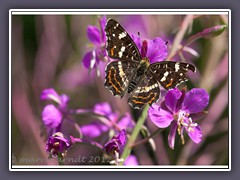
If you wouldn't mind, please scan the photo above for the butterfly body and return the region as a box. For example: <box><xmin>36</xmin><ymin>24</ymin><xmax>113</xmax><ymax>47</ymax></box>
<box><xmin>104</xmin><ymin>18</ymin><xmax>196</xmax><ymax>109</ymax></box>
<box><xmin>128</xmin><ymin>57</ymin><xmax>150</xmax><ymax>93</ymax></box>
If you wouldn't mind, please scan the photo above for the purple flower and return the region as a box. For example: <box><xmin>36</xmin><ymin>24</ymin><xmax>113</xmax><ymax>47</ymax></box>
<box><xmin>148</xmin><ymin>88</ymin><xmax>209</xmax><ymax>149</ymax></box>
<box><xmin>104</xmin><ymin>129</ymin><xmax>127</xmax><ymax>156</ymax></box>
<box><xmin>94</xmin><ymin>101</ymin><xmax>116</xmax><ymax>118</ymax></box>
<box><xmin>124</xmin><ymin>155</ymin><xmax>139</xmax><ymax>166</ymax></box>
<box><xmin>81</xmin><ymin>102</ymin><xmax>134</xmax><ymax>138</ymax></box>
<box><xmin>80</xmin><ymin>121</ymin><xmax>109</xmax><ymax>138</ymax></box>
<box><xmin>132</xmin><ymin>34</ymin><xmax>168</xmax><ymax>63</ymax></box>
<box><xmin>42</xmin><ymin>105</ymin><xmax>62</xmax><ymax>129</ymax></box>
<box><xmin>82</xmin><ymin>16</ymin><xmax>108</xmax><ymax>71</ymax></box>
<box><xmin>46</xmin><ymin>132</ymin><xmax>74</xmax><ymax>158</ymax></box>
<box><xmin>41</xmin><ymin>88</ymin><xmax>69</xmax><ymax>111</ymax></box>
<box><xmin>41</xmin><ymin>88</ymin><xmax>69</xmax><ymax>130</ymax></box>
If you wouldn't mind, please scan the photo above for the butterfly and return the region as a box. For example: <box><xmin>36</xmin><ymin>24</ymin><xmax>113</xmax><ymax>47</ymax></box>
<box><xmin>104</xmin><ymin>18</ymin><xmax>196</xmax><ymax>109</ymax></box>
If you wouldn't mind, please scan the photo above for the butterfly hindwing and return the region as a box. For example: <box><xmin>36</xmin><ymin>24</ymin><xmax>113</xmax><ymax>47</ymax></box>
<box><xmin>149</xmin><ymin>61</ymin><xmax>196</xmax><ymax>90</ymax></box>
<box><xmin>105</xmin><ymin>18</ymin><xmax>141</xmax><ymax>62</ymax></box>
<box><xmin>104</xmin><ymin>60</ymin><xmax>137</xmax><ymax>98</ymax></box>
<box><xmin>128</xmin><ymin>72</ymin><xmax>160</xmax><ymax>109</ymax></box>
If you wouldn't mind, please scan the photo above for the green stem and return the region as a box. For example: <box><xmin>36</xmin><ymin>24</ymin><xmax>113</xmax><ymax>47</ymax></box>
<box><xmin>58</xmin><ymin>155</ymin><xmax>64</xmax><ymax>165</ymax></box>
<box><xmin>120</xmin><ymin>105</ymin><xmax>149</xmax><ymax>164</ymax></box>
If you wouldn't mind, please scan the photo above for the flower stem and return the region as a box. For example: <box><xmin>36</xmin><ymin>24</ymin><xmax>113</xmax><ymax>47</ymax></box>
<box><xmin>57</xmin><ymin>155</ymin><xmax>64</xmax><ymax>165</ymax></box>
<box><xmin>167</xmin><ymin>15</ymin><xmax>193</xmax><ymax>60</ymax></box>
<box><xmin>120</xmin><ymin>105</ymin><xmax>149</xmax><ymax>164</ymax></box>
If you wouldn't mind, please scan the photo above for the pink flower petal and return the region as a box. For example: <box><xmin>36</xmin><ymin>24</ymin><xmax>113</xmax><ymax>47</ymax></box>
<box><xmin>148</xmin><ymin>104</ymin><xmax>174</xmax><ymax>128</ymax></box>
<box><xmin>182</xmin><ymin>88</ymin><xmax>209</xmax><ymax>113</ymax></box>
<box><xmin>165</xmin><ymin>88</ymin><xmax>182</xmax><ymax>114</ymax></box>
<box><xmin>117</xmin><ymin>129</ymin><xmax>127</xmax><ymax>145</ymax></box>
<box><xmin>99</xmin><ymin>16</ymin><xmax>107</xmax><ymax>42</ymax></box>
<box><xmin>147</xmin><ymin>37</ymin><xmax>168</xmax><ymax>63</ymax></box>
<box><xmin>94</xmin><ymin>102</ymin><xmax>112</xmax><ymax>116</ymax></box>
<box><xmin>187</xmin><ymin>125</ymin><xmax>202</xmax><ymax>144</ymax></box>
<box><xmin>82</xmin><ymin>51</ymin><xmax>93</xmax><ymax>68</ymax></box>
<box><xmin>40</xmin><ymin>88</ymin><xmax>60</xmax><ymax>102</ymax></box>
<box><xmin>117</xmin><ymin>113</ymin><xmax>135</xmax><ymax>129</ymax></box>
<box><xmin>168</xmin><ymin>121</ymin><xmax>178</xmax><ymax>149</ymax></box>
<box><xmin>131</xmin><ymin>35</ymin><xmax>168</xmax><ymax>63</ymax></box>
<box><xmin>59</xmin><ymin>94</ymin><xmax>69</xmax><ymax>109</ymax></box>
<box><xmin>124</xmin><ymin>155</ymin><xmax>138</xmax><ymax>165</ymax></box>
<box><xmin>81</xmin><ymin>122</ymin><xmax>108</xmax><ymax>138</ymax></box>
<box><xmin>42</xmin><ymin>104</ymin><xmax>62</xmax><ymax>128</ymax></box>
<box><xmin>131</xmin><ymin>34</ymin><xmax>142</xmax><ymax>52</ymax></box>
<box><xmin>87</xmin><ymin>25</ymin><xmax>101</xmax><ymax>45</ymax></box>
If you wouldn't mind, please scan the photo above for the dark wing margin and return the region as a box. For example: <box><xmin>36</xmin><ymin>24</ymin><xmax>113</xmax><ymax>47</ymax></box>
<box><xmin>105</xmin><ymin>18</ymin><xmax>142</xmax><ymax>62</ymax></box>
<box><xmin>149</xmin><ymin>61</ymin><xmax>196</xmax><ymax>90</ymax></box>
<box><xmin>128</xmin><ymin>72</ymin><xmax>160</xmax><ymax>109</ymax></box>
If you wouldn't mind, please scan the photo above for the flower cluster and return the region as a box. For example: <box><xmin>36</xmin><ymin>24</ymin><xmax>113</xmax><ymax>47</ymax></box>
<box><xmin>46</xmin><ymin>132</ymin><xmax>74</xmax><ymax>158</ymax></box>
<box><xmin>82</xmin><ymin>16</ymin><xmax>109</xmax><ymax>75</ymax></box>
<box><xmin>40</xmin><ymin>89</ymin><xmax>135</xmax><ymax>163</ymax></box>
<box><xmin>81</xmin><ymin>102</ymin><xmax>134</xmax><ymax>138</ymax></box>
<box><xmin>41</xmin><ymin>88</ymin><xmax>69</xmax><ymax>132</ymax></box>
<box><xmin>103</xmin><ymin>129</ymin><xmax>126</xmax><ymax>164</ymax></box>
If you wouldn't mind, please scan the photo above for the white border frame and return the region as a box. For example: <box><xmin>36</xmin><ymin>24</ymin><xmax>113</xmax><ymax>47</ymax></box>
<box><xmin>9</xmin><ymin>9</ymin><xmax>231</xmax><ymax>171</ymax></box>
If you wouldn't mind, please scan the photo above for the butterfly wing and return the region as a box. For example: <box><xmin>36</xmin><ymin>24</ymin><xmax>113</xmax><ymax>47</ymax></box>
<box><xmin>105</xmin><ymin>60</ymin><xmax>137</xmax><ymax>98</ymax></box>
<box><xmin>149</xmin><ymin>61</ymin><xmax>196</xmax><ymax>90</ymax></box>
<box><xmin>105</xmin><ymin>18</ymin><xmax>141</xmax><ymax>62</ymax></box>
<box><xmin>128</xmin><ymin>72</ymin><xmax>160</xmax><ymax>109</ymax></box>
<box><xmin>105</xmin><ymin>18</ymin><xmax>196</xmax><ymax>109</ymax></box>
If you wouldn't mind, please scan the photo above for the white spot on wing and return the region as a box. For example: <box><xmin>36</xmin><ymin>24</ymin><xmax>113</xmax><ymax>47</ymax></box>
<box><xmin>119</xmin><ymin>32</ymin><xmax>127</xmax><ymax>39</ymax></box>
<box><xmin>134</xmin><ymin>83</ymin><xmax>159</xmax><ymax>93</ymax></box>
<box><xmin>175</xmin><ymin>62</ymin><xmax>180</xmax><ymax>72</ymax></box>
<box><xmin>164</xmin><ymin>71</ymin><xmax>169</xmax><ymax>77</ymax></box>
<box><xmin>114</xmin><ymin>23</ymin><xmax>119</xmax><ymax>29</ymax></box>
<box><xmin>118</xmin><ymin>51</ymin><xmax>123</xmax><ymax>58</ymax></box>
<box><xmin>121</xmin><ymin>46</ymin><xmax>125</xmax><ymax>52</ymax></box>
<box><xmin>118</xmin><ymin>61</ymin><xmax>128</xmax><ymax>88</ymax></box>
<box><xmin>160</xmin><ymin>76</ymin><xmax>166</xmax><ymax>82</ymax></box>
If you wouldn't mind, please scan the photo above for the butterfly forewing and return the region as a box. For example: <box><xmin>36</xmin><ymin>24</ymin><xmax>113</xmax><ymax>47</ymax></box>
<box><xmin>149</xmin><ymin>61</ymin><xmax>196</xmax><ymax>90</ymax></box>
<box><xmin>105</xmin><ymin>18</ymin><xmax>141</xmax><ymax>62</ymax></box>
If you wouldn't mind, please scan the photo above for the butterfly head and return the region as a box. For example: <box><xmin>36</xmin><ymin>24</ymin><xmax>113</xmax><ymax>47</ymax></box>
<box><xmin>140</xmin><ymin>57</ymin><xmax>150</xmax><ymax>68</ymax></box>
